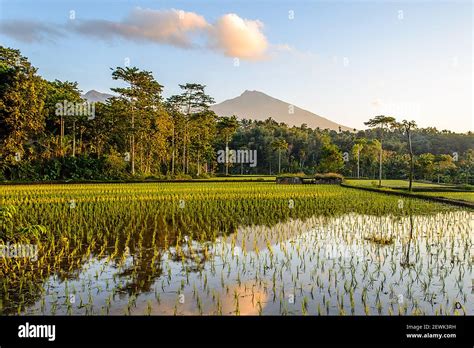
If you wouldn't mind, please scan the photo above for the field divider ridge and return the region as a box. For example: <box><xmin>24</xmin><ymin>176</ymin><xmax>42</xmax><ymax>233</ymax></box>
<box><xmin>340</xmin><ymin>183</ymin><xmax>474</xmax><ymax>209</ymax></box>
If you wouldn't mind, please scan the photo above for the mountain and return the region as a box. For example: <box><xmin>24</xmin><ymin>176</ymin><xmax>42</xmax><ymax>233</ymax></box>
<box><xmin>82</xmin><ymin>90</ymin><xmax>114</xmax><ymax>103</ymax></box>
<box><xmin>210</xmin><ymin>90</ymin><xmax>352</xmax><ymax>131</ymax></box>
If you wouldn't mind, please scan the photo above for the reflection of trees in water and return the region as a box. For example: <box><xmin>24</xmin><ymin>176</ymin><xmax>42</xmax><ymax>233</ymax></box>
<box><xmin>2</xmin><ymin>211</ymin><xmax>226</xmax><ymax>313</ymax></box>
<box><xmin>115</xmin><ymin>250</ymin><xmax>164</xmax><ymax>295</ymax></box>
<box><xmin>2</xmin><ymin>197</ymin><xmax>433</xmax><ymax>314</ymax></box>
<box><xmin>401</xmin><ymin>213</ymin><xmax>414</xmax><ymax>268</ymax></box>
<box><xmin>0</xmin><ymin>242</ymin><xmax>92</xmax><ymax>315</ymax></box>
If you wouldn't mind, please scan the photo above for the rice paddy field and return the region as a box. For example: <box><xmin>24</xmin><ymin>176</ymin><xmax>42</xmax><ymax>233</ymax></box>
<box><xmin>0</xmin><ymin>182</ymin><xmax>472</xmax><ymax>316</ymax></box>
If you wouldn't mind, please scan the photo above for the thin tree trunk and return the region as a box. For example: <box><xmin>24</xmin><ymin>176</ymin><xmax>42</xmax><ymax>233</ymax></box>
<box><xmin>225</xmin><ymin>137</ymin><xmax>229</xmax><ymax>175</ymax></box>
<box><xmin>72</xmin><ymin>120</ymin><xmax>76</xmax><ymax>157</ymax></box>
<box><xmin>79</xmin><ymin>128</ymin><xmax>84</xmax><ymax>155</ymax></box>
<box><xmin>131</xmin><ymin>113</ymin><xmax>135</xmax><ymax>175</ymax></box>
<box><xmin>171</xmin><ymin>126</ymin><xmax>175</xmax><ymax>175</ymax></box>
<box><xmin>357</xmin><ymin>148</ymin><xmax>360</xmax><ymax>179</ymax></box>
<box><xmin>186</xmin><ymin>147</ymin><xmax>189</xmax><ymax>174</ymax></box>
<box><xmin>379</xmin><ymin>138</ymin><xmax>383</xmax><ymax>187</ymax></box>
<box><xmin>437</xmin><ymin>165</ymin><xmax>440</xmax><ymax>184</ymax></box>
<box><xmin>60</xmin><ymin>116</ymin><xmax>64</xmax><ymax>156</ymax></box>
<box><xmin>278</xmin><ymin>150</ymin><xmax>281</xmax><ymax>173</ymax></box>
<box><xmin>402</xmin><ymin>213</ymin><xmax>414</xmax><ymax>266</ymax></box>
<box><xmin>408</xmin><ymin>131</ymin><xmax>414</xmax><ymax>192</ymax></box>
<box><xmin>182</xmin><ymin>123</ymin><xmax>186</xmax><ymax>173</ymax></box>
<box><xmin>139</xmin><ymin>143</ymin><xmax>143</xmax><ymax>173</ymax></box>
<box><xmin>130</xmin><ymin>86</ymin><xmax>135</xmax><ymax>175</ymax></box>
<box><xmin>197</xmin><ymin>148</ymin><xmax>200</xmax><ymax>176</ymax></box>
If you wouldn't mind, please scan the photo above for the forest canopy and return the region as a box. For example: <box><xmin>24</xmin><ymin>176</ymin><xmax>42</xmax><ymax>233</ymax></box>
<box><xmin>0</xmin><ymin>46</ymin><xmax>473</xmax><ymax>183</ymax></box>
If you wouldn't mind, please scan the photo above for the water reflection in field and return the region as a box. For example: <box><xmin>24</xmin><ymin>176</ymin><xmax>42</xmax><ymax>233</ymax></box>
<box><xmin>10</xmin><ymin>211</ymin><xmax>472</xmax><ymax>316</ymax></box>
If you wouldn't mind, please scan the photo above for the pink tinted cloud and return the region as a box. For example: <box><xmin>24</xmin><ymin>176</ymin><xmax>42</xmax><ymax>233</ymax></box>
<box><xmin>208</xmin><ymin>13</ymin><xmax>269</xmax><ymax>60</ymax></box>
<box><xmin>4</xmin><ymin>8</ymin><xmax>276</xmax><ymax>60</ymax></box>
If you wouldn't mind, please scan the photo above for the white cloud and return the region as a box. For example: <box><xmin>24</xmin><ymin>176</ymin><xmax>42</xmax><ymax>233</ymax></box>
<box><xmin>1</xmin><ymin>8</ymin><xmax>277</xmax><ymax>60</ymax></box>
<box><xmin>73</xmin><ymin>9</ymin><xmax>270</xmax><ymax>59</ymax></box>
<box><xmin>72</xmin><ymin>8</ymin><xmax>209</xmax><ymax>48</ymax></box>
<box><xmin>208</xmin><ymin>13</ymin><xmax>268</xmax><ymax>60</ymax></box>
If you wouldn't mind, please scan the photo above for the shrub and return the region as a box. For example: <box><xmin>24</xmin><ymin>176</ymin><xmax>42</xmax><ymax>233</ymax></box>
<box><xmin>173</xmin><ymin>173</ymin><xmax>193</xmax><ymax>180</ymax></box>
<box><xmin>277</xmin><ymin>172</ymin><xmax>307</xmax><ymax>178</ymax></box>
<box><xmin>195</xmin><ymin>172</ymin><xmax>212</xmax><ymax>179</ymax></box>
<box><xmin>104</xmin><ymin>150</ymin><xmax>128</xmax><ymax>179</ymax></box>
<box><xmin>1</xmin><ymin>155</ymin><xmax>127</xmax><ymax>181</ymax></box>
<box><xmin>314</xmin><ymin>172</ymin><xmax>343</xmax><ymax>180</ymax></box>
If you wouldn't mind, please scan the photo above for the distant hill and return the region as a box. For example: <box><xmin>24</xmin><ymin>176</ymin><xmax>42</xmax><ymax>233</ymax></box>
<box><xmin>210</xmin><ymin>90</ymin><xmax>352</xmax><ymax>131</ymax></box>
<box><xmin>82</xmin><ymin>90</ymin><xmax>114</xmax><ymax>103</ymax></box>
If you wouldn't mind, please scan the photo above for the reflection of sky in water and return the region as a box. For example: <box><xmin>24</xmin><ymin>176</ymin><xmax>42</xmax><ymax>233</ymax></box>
<box><xmin>19</xmin><ymin>211</ymin><xmax>473</xmax><ymax>315</ymax></box>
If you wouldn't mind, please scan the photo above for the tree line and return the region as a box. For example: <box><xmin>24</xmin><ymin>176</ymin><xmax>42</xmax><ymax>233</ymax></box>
<box><xmin>0</xmin><ymin>46</ymin><xmax>473</xmax><ymax>184</ymax></box>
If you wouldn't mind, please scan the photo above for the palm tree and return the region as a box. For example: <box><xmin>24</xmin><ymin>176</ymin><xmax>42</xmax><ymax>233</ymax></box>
<box><xmin>364</xmin><ymin>115</ymin><xmax>395</xmax><ymax>187</ymax></box>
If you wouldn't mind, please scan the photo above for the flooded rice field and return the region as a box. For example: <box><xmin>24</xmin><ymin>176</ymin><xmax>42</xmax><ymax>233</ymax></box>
<box><xmin>0</xmin><ymin>183</ymin><xmax>472</xmax><ymax>315</ymax></box>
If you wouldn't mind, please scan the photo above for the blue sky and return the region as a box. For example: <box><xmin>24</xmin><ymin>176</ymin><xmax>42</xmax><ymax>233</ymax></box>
<box><xmin>0</xmin><ymin>0</ymin><xmax>472</xmax><ymax>131</ymax></box>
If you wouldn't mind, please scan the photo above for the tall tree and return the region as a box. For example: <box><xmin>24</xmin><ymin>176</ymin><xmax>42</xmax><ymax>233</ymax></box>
<box><xmin>217</xmin><ymin>116</ymin><xmax>239</xmax><ymax>175</ymax></box>
<box><xmin>318</xmin><ymin>143</ymin><xmax>344</xmax><ymax>173</ymax></box>
<box><xmin>393</xmin><ymin>120</ymin><xmax>417</xmax><ymax>191</ymax></box>
<box><xmin>352</xmin><ymin>138</ymin><xmax>367</xmax><ymax>179</ymax></box>
<box><xmin>111</xmin><ymin>67</ymin><xmax>164</xmax><ymax>175</ymax></box>
<box><xmin>189</xmin><ymin>111</ymin><xmax>217</xmax><ymax>175</ymax></box>
<box><xmin>364</xmin><ymin>115</ymin><xmax>396</xmax><ymax>186</ymax></box>
<box><xmin>0</xmin><ymin>46</ymin><xmax>46</xmax><ymax>164</ymax></box>
<box><xmin>168</xmin><ymin>83</ymin><xmax>215</xmax><ymax>174</ymax></box>
<box><xmin>44</xmin><ymin>80</ymin><xmax>83</xmax><ymax>156</ymax></box>
<box><xmin>164</xmin><ymin>100</ymin><xmax>184</xmax><ymax>175</ymax></box>
<box><xmin>271</xmin><ymin>138</ymin><xmax>288</xmax><ymax>174</ymax></box>
<box><xmin>359</xmin><ymin>139</ymin><xmax>380</xmax><ymax>178</ymax></box>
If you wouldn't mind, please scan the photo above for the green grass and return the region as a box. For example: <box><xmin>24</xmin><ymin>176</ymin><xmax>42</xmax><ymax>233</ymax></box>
<box><xmin>344</xmin><ymin>179</ymin><xmax>474</xmax><ymax>205</ymax></box>
<box><xmin>422</xmin><ymin>191</ymin><xmax>474</xmax><ymax>202</ymax></box>
<box><xmin>203</xmin><ymin>175</ymin><xmax>276</xmax><ymax>181</ymax></box>
<box><xmin>344</xmin><ymin>179</ymin><xmax>447</xmax><ymax>188</ymax></box>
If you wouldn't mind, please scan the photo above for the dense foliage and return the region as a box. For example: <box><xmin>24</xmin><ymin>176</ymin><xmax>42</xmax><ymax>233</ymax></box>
<box><xmin>1</xmin><ymin>46</ymin><xmax>473</xmax><ymax>183</ymax></box>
